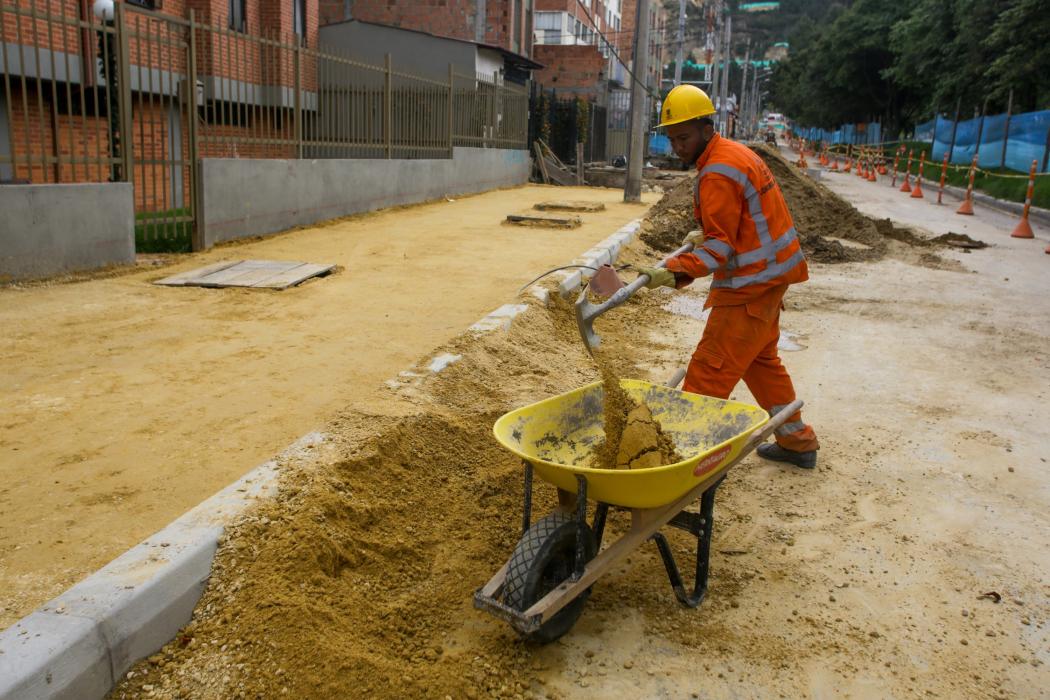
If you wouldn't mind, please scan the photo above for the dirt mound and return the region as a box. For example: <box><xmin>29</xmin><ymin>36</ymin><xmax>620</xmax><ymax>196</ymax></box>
<box><xmin>639</xmin><ymin>174</ymin><xmax>696</xmax><ymax>252</ymax></box>
<box><xmin>109</xmin><ymin>291</ymin><xmax>669</xmax><ymax>700</ymax></box>
<box><xmin>751</xmin><ymin>143</ymin><xmax>887</xmax><ymax>263</ymax></box>
<box><xmin>636</xmin><ymin>143</ymin><xmax>958</xmax><ymax>268</ymax></box>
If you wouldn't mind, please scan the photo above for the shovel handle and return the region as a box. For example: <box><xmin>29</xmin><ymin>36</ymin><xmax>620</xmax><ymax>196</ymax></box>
<box><xmin>589</xmin><ymin>242</ymin><xmax>696</xmax><ymax>315</ymax></box>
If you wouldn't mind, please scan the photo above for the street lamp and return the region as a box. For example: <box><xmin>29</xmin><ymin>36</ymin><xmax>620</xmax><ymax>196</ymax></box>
<box><xmin>92</xmin><ymin>0</ymin><xmax>114</xmax><ymax>21</ymax></box>
<box><xmin>93</xmin><ymin>0</ymin><xmax>121</xmax><ymax>181</ymax></box>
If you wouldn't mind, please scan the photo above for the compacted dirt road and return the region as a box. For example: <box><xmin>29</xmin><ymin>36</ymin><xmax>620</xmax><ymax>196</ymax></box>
<box><xmin>110</xmin><ymin>154</ymin><xmax>1048</xmax><ymax>699</ymax></box>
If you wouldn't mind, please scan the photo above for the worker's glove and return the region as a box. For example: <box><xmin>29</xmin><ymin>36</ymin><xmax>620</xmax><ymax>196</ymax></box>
<box><xmin>681</xmin><ymin>229</ymin><xmax>703</xmax><ymax>248</ymax></box>
<box><xmin>636</xmin><ymin>266</ymin><xmax>676</xmax><ymax>290</ymax></box>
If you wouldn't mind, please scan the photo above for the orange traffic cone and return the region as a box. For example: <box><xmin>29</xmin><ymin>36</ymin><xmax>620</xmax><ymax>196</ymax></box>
<box><xmin>844</xmin><ymin>159</ymin><xmax>852</xmax><ymax>173</ymax></box>
<box><xmin>957</xmin><ymin>156</ymin><xmax>977</xmax><ymax>215</ymax></box>
<box><xmin>900</xmin><ymin>150</ymin><xmax>913</xmax><ymax>192</ymax></box>
<box><xmin>1011</xmin><ymin>160</ymin><xmax>1038</xmax><ymax>238</ymax></box>
<box><xmin>867</xmin><ymin>161</ymin><xmax>877</xmax><ymax>182</ymax></box>
<box><xmin>830</xmin><ymin>157</ymin><xmax>839</xmax><ymax>172</ymax></box>
<box><xmin>910</xmin><ymin>151</ymin><xmax>926</xmax><ymax>198</ymax></box>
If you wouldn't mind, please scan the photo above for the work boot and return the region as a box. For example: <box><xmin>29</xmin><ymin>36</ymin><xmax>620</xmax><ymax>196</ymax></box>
<box><xmin>757</xmin><ymin>442</ymin><xmax>817</xmax><ymax>469</ymax></box>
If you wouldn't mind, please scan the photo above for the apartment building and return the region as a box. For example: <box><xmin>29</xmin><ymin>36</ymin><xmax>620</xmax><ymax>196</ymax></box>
<box><xmin>618</xmin><ymin>0</ymin><xmax>666</xmax><ymax>92</ymax></box>
<box><xmin>530</xmin><ymin>0</ymin><xmax>663</xmax><ymax>102</ymax></box>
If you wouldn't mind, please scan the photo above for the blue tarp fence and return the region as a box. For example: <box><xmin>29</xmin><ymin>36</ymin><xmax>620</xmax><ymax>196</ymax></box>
<box><xmin>648</xmin><ymin>133</ymin><xmax>672</xmax><ymax>156</ymax></box>
<box><xmin>915</xmin><ymin>110</ymin><xmax>1050</xmax><ymax>173</ymax></box>
<box><xmin>792</xmin><ymin>122</ymin><xmax>882</xmax><ymax>146</ymax></box>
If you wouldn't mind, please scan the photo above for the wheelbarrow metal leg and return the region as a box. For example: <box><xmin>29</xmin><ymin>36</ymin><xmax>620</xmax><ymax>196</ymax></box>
<box><xmin>573</xmin><ymin>474</ymin><xmax>588</xmax><ymax>581</ymax></box>
<box><xmin>521</xmin><ymin>459</ymin><xmax>534</xmax><ymax>537</ymax></box>
<box><xmin>650</xmin><ymin>478</ymin><xmax>722</xmax><ymax>608</ymax></box>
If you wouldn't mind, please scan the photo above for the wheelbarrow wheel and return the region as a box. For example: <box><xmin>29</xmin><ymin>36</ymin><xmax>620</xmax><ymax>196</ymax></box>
<box><xmin>504</xmin><ymin>512</ymin><xmax>597</xmax><ymax>644</ymax></box>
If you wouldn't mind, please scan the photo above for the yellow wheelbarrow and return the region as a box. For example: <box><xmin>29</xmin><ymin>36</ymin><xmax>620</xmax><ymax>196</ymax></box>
<box><xmin>474</xmin><ymin>377</ymin><xmax>802</xmax><ymax>643</ymax></box>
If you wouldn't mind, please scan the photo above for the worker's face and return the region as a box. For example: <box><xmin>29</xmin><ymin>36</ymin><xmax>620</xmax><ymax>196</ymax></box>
<box><xmin>667</xmin><ymin>119</ymin><xmax>714</xmax><ymax>166</ymax></box>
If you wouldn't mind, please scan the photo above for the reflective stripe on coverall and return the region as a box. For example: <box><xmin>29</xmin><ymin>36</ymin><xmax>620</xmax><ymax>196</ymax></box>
<box><xmin>666</xmin><ymin>133</ymin><xmax>818</xmax><ymax>452</ymax></box>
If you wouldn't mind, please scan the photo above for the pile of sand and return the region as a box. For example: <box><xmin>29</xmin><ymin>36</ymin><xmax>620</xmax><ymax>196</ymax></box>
<box><xmin>639</xmin><ymin>174</ymin><xmax>696</xmax><ymax>252</ymax></box>
<box><xmin>109</xmin><ymin>287</ymin><xmax>672</xmax><ymax>699</ymax></box>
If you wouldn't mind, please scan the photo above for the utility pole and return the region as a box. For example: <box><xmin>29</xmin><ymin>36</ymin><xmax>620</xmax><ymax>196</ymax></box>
<box><xmin>709</xmin><ymin>3</ymin><xmax>721</xmax><ymax>111</ymax></box>
<box><xmin>704</xmin><ymin>2</ymin><xmax>714</xmax><ymax>85</ymax></box>
<box><xmin>718</xmin><ymin>11</ymin><xmax>731</xmax><ymax>132</ymax></box>
<box><xmin>739</xmin><ymin>40</ymin><xmax>750</xmax><ymax>138</ymax></box>
<box><xmin>673</xmin><ymin>0</ymin><xmax>687</xmax><ymax>86</ymax></box>
<box><xmin>624</xmin><ymin>0</ymin><xmax>652</xmax><ymax>202</ymax></box>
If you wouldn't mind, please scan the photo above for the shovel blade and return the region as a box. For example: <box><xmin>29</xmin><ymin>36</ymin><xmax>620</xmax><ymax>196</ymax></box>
<box><xmin>574</xmin><ymin>291</ymin><xmax>601</xmax><ymax>352</ymax></box>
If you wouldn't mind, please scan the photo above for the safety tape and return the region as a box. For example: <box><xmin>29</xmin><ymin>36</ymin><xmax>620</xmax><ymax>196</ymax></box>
<box><xmin>817</xmin><ymin>145</ymin><xmax>1049</xmax><ymax>179</ymax></box>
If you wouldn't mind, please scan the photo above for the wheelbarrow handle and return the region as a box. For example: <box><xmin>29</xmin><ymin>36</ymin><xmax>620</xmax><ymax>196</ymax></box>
<box><xmin>745</xmin><ymin>399</ymin><xmax>805</xmax><ymax>450</ymax></box>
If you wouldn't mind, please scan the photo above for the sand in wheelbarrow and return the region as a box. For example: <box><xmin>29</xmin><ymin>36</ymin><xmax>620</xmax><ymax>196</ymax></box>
<box><xmin>592</xmin><ymin>364</ymin><xmax>682</xmax><ymax>470</ymax></box>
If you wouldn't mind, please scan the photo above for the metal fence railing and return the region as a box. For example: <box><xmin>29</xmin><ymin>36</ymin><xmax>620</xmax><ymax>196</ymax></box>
<box><xmin>1</xmin><ymin>0</ymin><xmax>529</xmax><ymax>250</ymax></box>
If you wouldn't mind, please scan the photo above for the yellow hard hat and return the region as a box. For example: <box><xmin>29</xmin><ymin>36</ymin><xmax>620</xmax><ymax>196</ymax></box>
<box><xmin>658</xmin><ymin>85</ymin><xmax>716</xmax><ymax>127</ymax></box>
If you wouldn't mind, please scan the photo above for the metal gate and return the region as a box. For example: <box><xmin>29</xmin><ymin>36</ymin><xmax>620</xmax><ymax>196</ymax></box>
<box><xmin>123</xmin><ymin>4</ymin><xmax>199</xmax><ymax>252</ymax></box>
<box><xmin>1</xmin><ymin>2</ymin><xmax>528</xmax><ymax>254</ymax></box>
<box><xmin>0</xmin><ymin>2</ymin><xmax>199</xmax><ymax>251</ymax></box>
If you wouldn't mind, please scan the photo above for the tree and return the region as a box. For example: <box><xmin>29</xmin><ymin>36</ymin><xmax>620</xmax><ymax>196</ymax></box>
<box><xmin>768</xmin><ymin>0</ymin><xmax>1049</xmax><ymax>133</ymax></box>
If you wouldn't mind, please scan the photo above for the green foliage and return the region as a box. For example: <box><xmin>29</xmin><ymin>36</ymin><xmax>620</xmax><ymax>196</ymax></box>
<box><xmin>135</xmin><ymin>209</ymin><xmax>192</xmax><ymax>253</ymax></box>
<box><xmin>769</xmin><ymin>0</ymin><xmax>1050</xmax><ymax>133</ymax></box>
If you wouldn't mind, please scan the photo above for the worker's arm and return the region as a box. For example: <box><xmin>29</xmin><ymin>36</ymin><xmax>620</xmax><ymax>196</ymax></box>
<box><xmin>665</xmin><ymin>173</ymin><xmax>741</xmax><ymax>283</ymax></box>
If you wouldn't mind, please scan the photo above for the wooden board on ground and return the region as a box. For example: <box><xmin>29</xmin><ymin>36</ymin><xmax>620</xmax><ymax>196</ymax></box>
<box><xmin>153</xmin><ymin>260</ymin><xmax>241</xmax><ymax>286</ymax></box>
<box><xmin>504</xmin><ymin>214</ymin><xmax>582</xmax><ymax>229</ymax></box>
<box><xmin>154</xmin><ymin>260</ymin><xmax>335</xmax><ymax>289</ymax></box>
<box><xmin>251</xmin><ymin>263</ymin><xmax>337</xmax><ymax>289</ymax></box>
<box><xmin>533</xmin><ymin>200</ymin><xmax>606</xmax><ymax>213</ymax></box>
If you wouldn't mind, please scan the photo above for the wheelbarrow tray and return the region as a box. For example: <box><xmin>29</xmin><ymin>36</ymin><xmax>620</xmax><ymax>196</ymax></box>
<box><xmin>493</xmin><ymin>379</ymin><xmax>769</xmax><ymax>509</ymax></box>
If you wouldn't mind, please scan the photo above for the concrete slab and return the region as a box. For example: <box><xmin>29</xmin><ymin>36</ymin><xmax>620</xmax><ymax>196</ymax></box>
<box><xmin>0</xmin><ymin>183</ymin><xmax>134</xmax><ymax>282</ymax></box>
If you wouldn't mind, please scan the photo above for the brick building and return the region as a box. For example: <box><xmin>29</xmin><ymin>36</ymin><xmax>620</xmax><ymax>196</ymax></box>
<box><xmin>1</xmin><ymin>0</ymin><xmax>319</xmax><ymax>213</ymax></box>
<box><xmin>318</xmin><ymin>0</ymin><xmax>533</xmax><ymax>58</ymax></box>
<box><xmin>529</xmin><ymin>0</ymin><xmax>663</xmax><ymax>104</ymax></box>
<box><xmin>619</xmin><ymin>0</ymin><xmax>665</xmax><ymax>93</ymax></box>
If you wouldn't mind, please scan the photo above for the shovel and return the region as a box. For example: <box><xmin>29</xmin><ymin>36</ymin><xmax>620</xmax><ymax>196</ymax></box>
<box><xmin>574</xmin><ymin>242</ymin><xmax>694</xmax><ymax>352</ymax></box>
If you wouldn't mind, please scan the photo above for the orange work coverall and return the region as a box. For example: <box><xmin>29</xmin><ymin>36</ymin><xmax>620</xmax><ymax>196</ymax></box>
<box><xmin>666</xmin><ymin>133</ymin><xmax>819</xmax><ymax>453</ymax></box>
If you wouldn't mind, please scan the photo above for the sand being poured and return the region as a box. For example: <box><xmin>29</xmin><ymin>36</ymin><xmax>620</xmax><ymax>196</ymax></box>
<box><xmin>591</xmin><ymin>360</ymin><xmax>682</xmax><ymax>470</ymax></box>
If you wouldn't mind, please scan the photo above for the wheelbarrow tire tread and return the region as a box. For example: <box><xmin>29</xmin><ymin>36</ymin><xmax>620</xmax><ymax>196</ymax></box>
<box><xmin>504</xmin><ymin>512</ymin><xmax>596</xmax><ymax>644</ymax></box>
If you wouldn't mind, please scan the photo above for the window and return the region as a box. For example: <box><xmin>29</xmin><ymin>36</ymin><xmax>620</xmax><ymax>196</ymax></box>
<box><xmin>126</xmin><ymin>0</ymin><xmax>157</xmax><ymax>8</ymax></box>
<box><xmin>229</xmin><ymin>0</ymin><xmax>246</xmax><ymax>32</ymax></box>
<box><xmin>293</xmin><ymin>0</ymin><xmax>306</xmax><ymax>39</ymax></box>
<box><xmin>534</xmin><ymin>12</ymin><xmax>562</xmax><ymax>31</ymax></box>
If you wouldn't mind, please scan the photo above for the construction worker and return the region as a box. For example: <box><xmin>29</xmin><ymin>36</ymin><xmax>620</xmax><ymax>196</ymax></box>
<box><xmin>636</xmin><ymin>85</ymin><xmax>819</xmax><ymax>468</ymax></box>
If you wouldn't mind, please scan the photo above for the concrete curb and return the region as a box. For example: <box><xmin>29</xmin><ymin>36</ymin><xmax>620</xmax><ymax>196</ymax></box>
<box><xmin>0</xmin><ymin>215</ymin><xmax>648</xmax><ymax>700</ymax></box>
<box><xmin>555</xmin><ymin>218</ymin><xmax>643</xmax><ymax>299</ymax></box>
<box><xmin>0</xmin><ymin>433</ymin><xmax>326</xmax><ymax>700</ymax></box>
